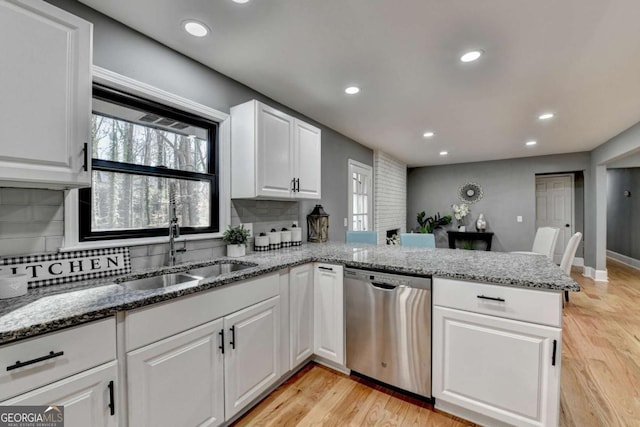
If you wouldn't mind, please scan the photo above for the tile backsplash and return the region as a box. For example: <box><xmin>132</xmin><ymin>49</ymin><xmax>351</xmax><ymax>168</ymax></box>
<box><xmin>0</xmin><ymin>188</ymin><xmax>64</xmax><ymax>257</ymax></box>
<box><xmin>0</xmin><ymin>188</ymin><xmax>301</xmax><ymax>269</ymax></box>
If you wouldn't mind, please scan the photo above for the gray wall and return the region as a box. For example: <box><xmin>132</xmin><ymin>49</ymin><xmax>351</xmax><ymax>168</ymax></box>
<box><xmin>46</xmin><ymin>0</ymin><xmax>374</xmax><ymax>246</ymax></box>
<box><xmin>407</xmin><ymin>153</ymin><xmax>589</xmax><ymax>253</ymax></box>
<box><xmin>607</xmin><ymin>168</ymin><xmax>640</xmax><ymax>259</ymax></box>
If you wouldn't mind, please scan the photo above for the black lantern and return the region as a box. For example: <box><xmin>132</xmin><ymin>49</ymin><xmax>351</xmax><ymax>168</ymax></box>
<box><xmin>307</xmin><ymin>204</ymin><xmax>329</xmax><ymax>243</ymax></box>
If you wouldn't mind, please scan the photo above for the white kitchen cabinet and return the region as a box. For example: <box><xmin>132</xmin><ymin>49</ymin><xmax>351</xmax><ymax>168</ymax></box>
<box><xmin>313</xmin><ymin>263</ymin><xmax>344</xmax><ymax>365</ymax></box>
<box><xmin>433</xmin><ymin>282</ymin><xmax>562</xmax><ymax>427</ymax></box>
<box><xmin>224</xmin><ymin>296</ymin><xmax>281</xmax><ymax>420</ymax></box>
<box><xmin>0</xmin><ymin>0</ymin><xmax>92</xmax><ymax>189</ymax></box>
<box><xmin>1</xmin><ymin>361</ymin><xmax>118</xmax><ymax>427</ymax></box>
<box><xmin>289</xmin><ymin>263</ymin><xmax>314</xmax><ymax>369</ymax></box>
<box><xmin>231</xmin><ymin>99</ymin><xmax>321</xmax><ymax>200</ymax></box>
<box><xmin>127</xmin><ymin>319</ymin><xmax>225</xmax><ymax>427</ymax></box>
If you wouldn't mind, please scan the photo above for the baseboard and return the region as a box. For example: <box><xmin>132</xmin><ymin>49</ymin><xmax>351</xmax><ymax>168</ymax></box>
<box><xmin>435</xmin><ymin>399</ymin><xmax>513</xmax><ymax>427</ymax></box>
<box><xmin>312</xmin><ymin>355</ymin><xmax>351</xmax><ymax>375</ymax></box>
<box><xmin>607</xmin><ymin>250</ymin><xmax>640</xmax><ymax>271</ymax></box>
<box><xmin>573</xmin><ymin>257</ymin><xmax>584</xmax><ymax>267</ymax></box>
<box><xmin>582</xmin><ymin>266</ymin><xmax>608</xmax><ymax>282</ymax></box>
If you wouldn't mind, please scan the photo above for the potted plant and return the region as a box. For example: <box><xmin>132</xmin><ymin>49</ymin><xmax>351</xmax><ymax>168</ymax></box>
<box><xmin>223</xmin><ymin>225</ymin><xmax>250</xmax><ymax>257</ymax></box>
<box><xmin>417</xmin><ymin>211</ymin><xmax>452</xmax><ymax>233</ymax></box>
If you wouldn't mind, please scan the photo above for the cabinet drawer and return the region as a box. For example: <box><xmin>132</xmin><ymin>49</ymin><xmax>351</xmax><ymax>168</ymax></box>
<box><xmin>0</xmin><ymin>318</ymin><xmax>116</xmax><ymax>401</ymax></box>
<box><xmin>433</xmin><ymin>278</ymin><xmax>562</xmax><ymax>327</ymax></box>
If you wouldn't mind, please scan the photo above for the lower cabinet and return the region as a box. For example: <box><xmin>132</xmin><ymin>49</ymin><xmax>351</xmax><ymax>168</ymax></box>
<box><xmin>289</xmin><ymin>263</ymin><xmax>314</xmax><ymax>369</ymax></box>
<box><xmin>127</xmin><ymin>320</ymin><xmax>225</xmax><ymax>427</ymax></box>
<box><xmin>433</xmin><ymin>306</ymin><xmax>561</xmax><ymax>427</ymax></box>
<box><xmin>313</xmin><ymin>263</ymin><xmax>344</xmax><ymax>365</ymax></box>
<box><xmin>127</xmin><ymin>296</ymin><xmax>281</xmax><ymax>426</ymax></box>
<box><xmin>1</xmin><ymin>361</ymin><xmax>118</xmax><ymax>427</ymax></box>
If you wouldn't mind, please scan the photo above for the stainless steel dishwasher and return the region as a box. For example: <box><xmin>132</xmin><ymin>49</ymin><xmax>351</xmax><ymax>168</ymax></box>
<box><xmin>345</xmin><ymin>267</ymin><xmax>432</xmax><ymax>398</ymax></box>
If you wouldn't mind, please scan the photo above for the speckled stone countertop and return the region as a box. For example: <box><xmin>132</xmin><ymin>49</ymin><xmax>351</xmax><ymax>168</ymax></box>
<box><xmin>0</xmin><ymin>243</ymin><xmax>579</xmax><ymax>345</ymax></box>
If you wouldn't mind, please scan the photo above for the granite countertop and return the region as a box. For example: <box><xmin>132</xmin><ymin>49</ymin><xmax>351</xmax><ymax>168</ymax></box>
<box><xmin>0</xmin><ymin>242</ymin><xmax>579</xmax><ymax>345</ymax></box>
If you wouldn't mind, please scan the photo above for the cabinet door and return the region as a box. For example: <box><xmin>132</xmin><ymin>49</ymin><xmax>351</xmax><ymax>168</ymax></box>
<box><xmin>127</xmin><ymin>319</ymin><xmax>225</xmax><ymax>427</ymax></box>
<box><xmin>433</xmin><ymin>306</ymin><xmax>561</xmax><ymax>427</ymax></box>
<box><xmin>256</xmin><ymin>102</ymin><xmax>294</xmax><ymax>198</ymax></box>
<box><xmin>0</xmin><ymin>0</ymin><xmax>91</xmax><ymax>188</ymax></box>
<box><xmin>1</xmin><ymin>361</ymin><xmax>118</xmax><ymax>427</ymax></box>
<box><xmin>293</xmin><ymin>119</ymin><xmax>321</xmax><ymax>199</ymax></box>
<box><xmin>290</xmin><ymin>263</ymin><xmax>314</xmax><ymax>369</ymax></box>
<box><xmin>224</xmin><ymin>296</ymin><xmax>281</xmax><ymax>420</ymax></box>
<box><xmin>313</xmin><ymin>263</ymin><xmax>344</xmax><ymax>365</ymax></box>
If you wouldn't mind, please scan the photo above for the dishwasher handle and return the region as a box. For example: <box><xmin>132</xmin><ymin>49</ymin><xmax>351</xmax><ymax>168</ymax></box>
<box><xmin>370</xmin><ymin>281</ymin><xmax>400</xmax><ymax>290</ymax></box>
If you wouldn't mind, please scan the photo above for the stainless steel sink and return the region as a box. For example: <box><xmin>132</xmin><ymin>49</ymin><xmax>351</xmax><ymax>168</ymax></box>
<box><xmin>118</xmin><ymin>273</ymin><xmax>198</xmax><ymax>291</ymax></box>
<box><xmin>185</xmin><ymin>262</ymin><xmax>256</xmax><ymax>279</ymax></box>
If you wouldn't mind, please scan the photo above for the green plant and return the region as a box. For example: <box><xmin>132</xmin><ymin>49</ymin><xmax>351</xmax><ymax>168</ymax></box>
<box><xmin>417</xmin><ymin>211</ymin><xmax>452</xmax><ymax>233</ymax></box>
<box><xmin>222</xmin><ymin>225</ymin><xmax>250</xmax><ymax>245</ymax></box>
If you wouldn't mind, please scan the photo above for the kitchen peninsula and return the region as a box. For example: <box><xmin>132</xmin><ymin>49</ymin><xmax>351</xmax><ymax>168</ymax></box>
<box><xmin>0</xmin><ymin>243</ymin><xmax>577</xmax><ymax>426</ymax></box>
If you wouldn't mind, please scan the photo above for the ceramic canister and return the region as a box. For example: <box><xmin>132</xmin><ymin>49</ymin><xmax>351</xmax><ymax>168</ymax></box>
<box><xmin>254</xmin><ymin>235</ymin><xmax>270</xmax><ymax>252</ymax></box>
<box><xmin>291</xmin><ymin>228</ymin><xmax>302</xmax><ymax>246</ymax></box>
<box><xmin>280</xmin><ymin>231</ymin><xmax>292</xmax><ymax>248</ymax></box>
<box><xmin>268</xmin><ymin>232</ymin><xmax>282</xmax><ymax>250</ymax></box>
<box><xmin>0</xmin><ymin>274</ymin><xmax>28</xmax><ymax>299</ymax></box>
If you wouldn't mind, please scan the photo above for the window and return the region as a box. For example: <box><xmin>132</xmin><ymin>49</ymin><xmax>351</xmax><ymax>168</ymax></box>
<box><xmin>79</xmin><ymin>85</ymin><xmax>219</xmax><ymax>241</ymax></box>
<box><xmin>348</xmin><ymin>159</ymin><xmax>373</xmax><ymax>231</ymax></box>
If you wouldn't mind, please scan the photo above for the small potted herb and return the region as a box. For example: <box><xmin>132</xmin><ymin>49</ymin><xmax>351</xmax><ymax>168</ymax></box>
<box><xmin>223</xmin><ymin>225</ymin><xmax>250</xmax><ymax>257</ymax></box>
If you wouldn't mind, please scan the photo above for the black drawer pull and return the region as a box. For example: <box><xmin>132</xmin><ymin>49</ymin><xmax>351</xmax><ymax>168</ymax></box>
<box><xmin>219</xmin><ymin>329</ymin><xmax>225</xmax><ymax>354</ymax></box>
<box><xmin>477</xmin><ymin>295</ymin><xmax>505</xmax><ymax>302</ymax></box>
<box><xmin>82</xmin><ymin>142</ymin><xmax>89</xmax><ymax>171</ymax></box>
<box><xmin>318</xmin><ymin>266</ymin><xmax>334</xmax><ymax>271</ymax></box>
<box><xmin>230</xmin><ymin>325</ymin><xmax>236</xmax><ymax>350</ymax></box>
<box><xmin>552</xmin><ymin>339</ymin><xmax>557</xmax><ymax>366</ymax></box>
<box><xmin>7</xmin><ymin>351</ymin><xmax>64</xmax><ymax>371</ymax></box>
<box><xmin>107</xmin><ymin>380</ymin><xmax>115</xmax><ymax>416</ymax></box>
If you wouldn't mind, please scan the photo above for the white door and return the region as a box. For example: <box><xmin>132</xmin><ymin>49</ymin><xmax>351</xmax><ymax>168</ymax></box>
<box><xmin>290</xmin><ymin>263</ymin><xmax>314</xmax><ymax>369</ymax></box>
<box><xmin>348</xmin><ymin>160</ymin><xmax>373</xmax><ymax>231</ymax></box>
<box><xmin>224</xmin><ymin>296</ymin><xmax>281</xmax><ymax>420</ymax></box>
<box><xmin>433</xmin><ymin>306</ymin><xmax>561</xmax><ymax>427</ymax></box>
<box><xmin>127</xmin><ymin>319</ymin><xmax>225</xmax><ymax>427</ymax></box>
<box><xmin>293</xmin><ymin>119</ymin><xmax>322</xmax><ymax>199</ymax></box>
<box><xmin>0</xmin><ymin>0</ymin><xmax>91</xmax><ymax>188</ymax></box>
<box><xmin>313</xmin><ymin>263</ymin><xmax>345</xmax><ymax>365</ymax></box>
<box><xmin>536</xmin><ymin>175</ymin><xmax>574</xmax><ymax>263</ymax></box>
<box><xmin>1</xmin><ymin>362</ymin><xmax>118</xmax><ymax>427</ymax></box>
<box><xmin>256</xmin><ymin>103</ymin><xmax>295</xmax><ymax>198</ymax></box>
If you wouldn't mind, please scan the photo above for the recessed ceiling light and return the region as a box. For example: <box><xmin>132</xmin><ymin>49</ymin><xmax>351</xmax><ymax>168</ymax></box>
<box><xmin>423</xmin><ymin>131</ymin><xmax>435</xmax><ymax>138</ymax></box>
<box><xmin>183</xmin><ymin>20</ymin><xmax>209</xmax><ymax>37</ymax></box>
<box><xmin>526</xmin><ymin>140</ymin><xmax>537</xmax><ymax>146</ymax></box>
<box><xmin>538</xmin><ymin>112</ymin><xmax>555</xmax><ymax>120</ymax></box>
<box><xmin>460</xmin><ymin>50</ymin><xmax>483</xmax><ymax>63</ymax></box>
<box><xmin>345</xmin><ymin>86</ymin><xmax>360</xmax><ymax>95</ymax></box>
<box><xmin>232</xmin><ymin>0</ymin><xmax>251</xmax><ymax>3</ymax></box>
<box><xmin>439</xmin><ymin>151</ymin><xmax>449</xmax><ymax>156</ymax></box>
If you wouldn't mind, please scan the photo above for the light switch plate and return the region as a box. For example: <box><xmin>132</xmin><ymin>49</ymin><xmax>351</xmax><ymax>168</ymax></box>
<box><xmin>344</xmin><ymin>218</ymin><xmax>348</xmax><ymax>227</ymax></box>
<box><xmin>516</xmin><ymin>216</ymin><xmax>523</xmax><ymax>223</ymax></box>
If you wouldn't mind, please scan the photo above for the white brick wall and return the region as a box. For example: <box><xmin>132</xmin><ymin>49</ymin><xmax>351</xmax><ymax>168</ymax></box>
<box><xmin>374</xmin><ymin>151</ymin><xmax>407</xmax><ymax>244</ymax></box>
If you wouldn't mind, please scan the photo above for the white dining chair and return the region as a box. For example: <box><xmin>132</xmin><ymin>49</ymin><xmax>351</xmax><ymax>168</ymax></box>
<box><xmin>511</xmin><ymin>227</ymin><xmax>560</xmax><ymax>259</ymax></box>
<box><xmin>560</xmin><ymin>232</ymin><xmax>583</xmax><ymax>303</ymax></box>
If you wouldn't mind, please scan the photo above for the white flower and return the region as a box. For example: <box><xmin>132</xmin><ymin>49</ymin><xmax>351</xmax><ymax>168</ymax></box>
<box><xmin>452</xmin><ymin>203</ymin><xmax>470</xmax><ymax>221</ymax></box>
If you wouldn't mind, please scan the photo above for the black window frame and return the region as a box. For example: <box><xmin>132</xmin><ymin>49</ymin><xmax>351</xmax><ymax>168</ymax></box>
<box><xmin>79</xmin><ymin>84</ymin><xmax>220</xmax><ymax>241</ymax></box>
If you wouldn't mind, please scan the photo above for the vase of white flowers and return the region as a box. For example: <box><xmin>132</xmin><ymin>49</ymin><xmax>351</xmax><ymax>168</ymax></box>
<box><xmin>452</xmin><ymin>203</ymin><xmax>470</xmax><ymax>231</ymax></box>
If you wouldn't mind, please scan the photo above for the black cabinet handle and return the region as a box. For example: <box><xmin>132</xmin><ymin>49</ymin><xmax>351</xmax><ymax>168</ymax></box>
<box><xmin>291</xmin><ymin>178</ymin><xmax>296</xmax><ymax>192</ymax></box>
<box><xmin>296</xmin><ymin>178</ymin><xmax>300</xmax><ymax>192</ymax></box>
<box><xmin>107</xmin><ymin>380</ymin><xmax>115</xmax><ymax>416</ymax></box>
<box><xmin>219</xmin><ymin>329</ymin><xmax>225</xmax><ymax>354</ymax></box>
<box><xmin>477</xmin><ymin>295</ymin><xmax>505</xmax><ymax>302</ymax></box>
<box><xmin>82</xmin><ymin>143</ymin><xmax>89</xmax><ymax>171</ymax></box>
<box><xmin>565</xmin><ymin>224</ymin><xmax>570</xmax><ymax>228</ymax></box>
<box><xmin>318</xmin><ymin>266</ymin><xmax>334</xmax><ymax>271</ymax></box>
<box><xmin>552</xmin><ymin>339</ymin><xmax>557</xmax><ymax>366</ymax></box>
<box><xmin>6</xmin><ymin>350</ymin><xmax>64</xmax><ymax>371</ymax></box>
<box><xmin>230</xmin><ymin>325</ymin><xmax>236</xmax><ymax>350</ymax></box>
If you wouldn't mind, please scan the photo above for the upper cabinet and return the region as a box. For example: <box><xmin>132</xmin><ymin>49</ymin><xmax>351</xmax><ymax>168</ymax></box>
<box><xmin>231</xmin><ymin>100</ymin><xmax>321</xmax><ymax>200</ymax></box>
<box><xmin>0</xmin><ymin>0</ymin><xmax>92</xmax><ymax>189</ymax></box>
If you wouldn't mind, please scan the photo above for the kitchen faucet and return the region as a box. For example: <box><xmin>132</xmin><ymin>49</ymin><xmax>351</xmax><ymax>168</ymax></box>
<box><xmin>168</xmin><ymin>183</ymin><xmax>186</xmax><ymax>267</ymax></box>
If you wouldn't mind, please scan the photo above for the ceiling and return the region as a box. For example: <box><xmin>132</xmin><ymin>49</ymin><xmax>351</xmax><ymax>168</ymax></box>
<box><xmin>79</xmin><ymin>0</ymin><xmax>640</xmax><ymax>167</ymax></box>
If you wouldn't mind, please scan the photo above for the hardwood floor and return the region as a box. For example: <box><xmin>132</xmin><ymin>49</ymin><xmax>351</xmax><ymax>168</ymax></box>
<box><xmin>233</xmin><ymin>259</ymin><xmax>640</xmax><ymax>427</ymax></box>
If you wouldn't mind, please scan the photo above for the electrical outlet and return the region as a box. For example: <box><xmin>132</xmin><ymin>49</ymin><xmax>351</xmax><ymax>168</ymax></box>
<box><xmin>344</xmin><ymin>218</ymin><xmax>348</xmax><ymax>227</ymax></box>
<box><xmin>241</xmin><ymin>223</ymin><xmax>253</xmax><ymax>236</ymax></box>
<box><xmin>516</xmin><ymin>216</ymin><xmax>523</xmax><ymax>223</ymax></box>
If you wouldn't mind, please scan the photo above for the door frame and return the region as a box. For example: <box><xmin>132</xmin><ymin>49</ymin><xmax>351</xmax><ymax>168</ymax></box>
<box><xmin>347</xmin><ymin>159</ymin><xmax>374</xmax><ymax>231</ymax></box>
<box><xmin>535</xmin><ymin>173</ymin><xmax>575</xmax><ymax>263</ymax></box>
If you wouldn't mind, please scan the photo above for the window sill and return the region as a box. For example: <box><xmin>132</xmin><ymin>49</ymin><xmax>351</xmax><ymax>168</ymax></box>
<box><xmin>60</xmin><ymin>232</ymin><xmax>224</xmax><ymax>252</ymax></box>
